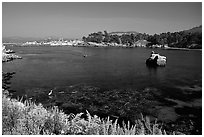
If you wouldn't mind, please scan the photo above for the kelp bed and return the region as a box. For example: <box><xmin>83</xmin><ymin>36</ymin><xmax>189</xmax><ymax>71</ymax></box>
<box><xmin>3</xmin><ymin>72</ymin><xmax>201</xmax><ymax>134</ymax></box>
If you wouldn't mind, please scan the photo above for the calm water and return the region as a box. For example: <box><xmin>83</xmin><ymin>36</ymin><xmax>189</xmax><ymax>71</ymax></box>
<box><xmin>3</xmin><ymin>46</ymin><xmax>202</xmax><ymax>134</ymax></box>
<box><xmin>3</xmin><ymin>46</ymin><xmax>202</xmax><ymax>98</ymax></box>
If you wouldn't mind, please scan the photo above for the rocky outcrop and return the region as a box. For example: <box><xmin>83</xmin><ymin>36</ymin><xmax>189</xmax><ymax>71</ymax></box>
<box><xmin>146</xmin><ymin>54</ymin><xmax>166</xmax><ymax>67</ymax></box>
<box><xmin>2</xmin><ymin>46</ymin><xmax>22</xmax><ymax>62</ymax></box>
<box><xmin>2</xmin><ymin>53</ymin><xmax>22</xmax><ymax>62</ymax></box>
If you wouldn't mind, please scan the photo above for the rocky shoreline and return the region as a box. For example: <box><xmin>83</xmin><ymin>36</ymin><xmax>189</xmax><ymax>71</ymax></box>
<box><xmin>2</xmin><ymin>46</ymin><xmax>22</xmax><ymax>62</ymax></box>
<box><xmin>2</xmin><ymin>53</ymin><xmax>22</xmax><ymax>62</ymax></box>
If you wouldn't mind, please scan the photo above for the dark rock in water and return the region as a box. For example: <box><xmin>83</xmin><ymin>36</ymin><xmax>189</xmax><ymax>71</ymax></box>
<box><xmin>146</xmin><ymin>56</ymin><xmax>158</xmax><ymax>67</ymax></box>
<box><xmin>2</xmin><ymin>72</ymin><xmax>16</xmax><ymax>90</ymax></box>
<box><xmin>146</xmin><ymin>55</ymin><xmax>166</xmax><ymax>67</ymax></box>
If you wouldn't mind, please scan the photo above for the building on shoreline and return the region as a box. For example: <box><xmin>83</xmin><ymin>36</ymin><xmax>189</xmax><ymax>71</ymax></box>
<box><xmin>21</xmin><ymin>39</ymin><xmax>84</xmax><ymax>46</ymax></box>
<box><xmin>18</xmin><ymin>38</ymin><xmax>173</xmax><ymax>49</ymax></box>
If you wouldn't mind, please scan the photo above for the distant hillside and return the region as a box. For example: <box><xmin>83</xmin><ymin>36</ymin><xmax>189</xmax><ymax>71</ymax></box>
<box><xmin>183</xmin><ymin>25</ymin><xmax>202</xmax><ymax>34</ymax></box>
<box><xmin>83</xmin><ymin>25</ymin><xmax>202</xmax><ymax>49</ymax></box>
<box><xmin>109</xmin><ymin>31</ymin><xmax>139</xmax><ymax>35</ymax></box>
<box><xmin>2</xmin><ymin>36</ymin><xmax>73</xmax><ymax>43</ymax></box>
<box><xmin>167</xmin><ymin>25</ymin><xmax>202</xmax><ymax>49</ymax></box>
<box><xmin>108</xmin><ymin>26</ymin><xmax>202</xmax><ymax>36</ymax></box>
<box><xmin>2</xmin><ymin>36</ymin><xmax>44</xmax><ymax>43</ymax></box>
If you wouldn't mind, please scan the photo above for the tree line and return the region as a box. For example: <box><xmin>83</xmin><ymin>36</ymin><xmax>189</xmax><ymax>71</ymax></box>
<box><xmin>82</xmin><ymin>26</ymin><xmax>202</xmax><ymax>49</ymax></box>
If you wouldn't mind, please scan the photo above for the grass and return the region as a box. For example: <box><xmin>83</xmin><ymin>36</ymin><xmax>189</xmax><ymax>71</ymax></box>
<box><xmin>2</xmin><ymin>89</ymin><xmax>184</xmax><ymax>135</ymax></box>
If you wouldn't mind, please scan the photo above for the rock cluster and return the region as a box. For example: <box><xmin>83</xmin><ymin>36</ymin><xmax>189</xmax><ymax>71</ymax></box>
<box><xmin>2</xmin><ymin>47</ymin><xmax>22</xmax><ymax>62</ymax></box>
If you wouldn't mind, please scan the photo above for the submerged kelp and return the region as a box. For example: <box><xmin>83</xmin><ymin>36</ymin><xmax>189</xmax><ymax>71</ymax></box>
<box><xmin>2</xmin><ymin>72</ymin><xmax>16</xmax><ymax>90</ymax></box>
<box><xmin>2</xmin><ymin>71</ymin><xmax>200</xmax><ymax>134</ymax></box>
<box><xmin>16</xmin><ymin>85</ymin><xmax>200</xmax><ymax>135</ymax></box>
<box><xmin>21</xmin><ymin>85</ymin><xmax>161</xmax><ymax>122</ymax></box>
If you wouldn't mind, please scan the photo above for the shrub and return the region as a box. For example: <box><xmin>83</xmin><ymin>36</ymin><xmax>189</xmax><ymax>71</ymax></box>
<box><xmin>2</xmin><ymin>90</ymin><xmax>175</xmax><ymax>135</ymax></box>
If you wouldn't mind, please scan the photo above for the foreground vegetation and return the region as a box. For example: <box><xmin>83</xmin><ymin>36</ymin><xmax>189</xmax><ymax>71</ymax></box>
<box><xmin>2</xmin><ymin>89</ymin><xmax>186</xmax><ymax>135</ymax></box>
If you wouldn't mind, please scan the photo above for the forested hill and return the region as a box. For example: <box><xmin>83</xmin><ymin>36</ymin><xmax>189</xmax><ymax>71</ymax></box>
<box><xmin>183</xmin><ymin>25</ymin><xmax>202</xmax><ymax>34</ymax></box>
<box><xmin>82</xmin><ymin>25</ymin><xmax>202</xmax><ymax>49</ymax></box>
<box><xmin>109</xmin><ymin>31</ymin><xmax>139</xmax><ymax>35</ymax></box>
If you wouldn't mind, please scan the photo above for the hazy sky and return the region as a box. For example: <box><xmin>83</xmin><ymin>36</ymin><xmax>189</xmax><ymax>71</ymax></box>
<box><xmin>2</xmin><ymin>2</ymin><xmax>202</xmax><ymax>39</ymax></box>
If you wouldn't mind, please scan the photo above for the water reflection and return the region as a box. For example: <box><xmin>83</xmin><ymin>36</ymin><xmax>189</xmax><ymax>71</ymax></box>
<box><xmin>146</xmin><ymin>64</ymin><xmax>158</xmax><ymax>75</ymax></box>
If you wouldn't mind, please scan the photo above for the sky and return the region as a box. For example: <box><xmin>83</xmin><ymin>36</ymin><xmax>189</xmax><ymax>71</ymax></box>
<box><xmin>2</xmin><ymin>2</ymin><xmax>202</xmax><ymax>39</ymax></box>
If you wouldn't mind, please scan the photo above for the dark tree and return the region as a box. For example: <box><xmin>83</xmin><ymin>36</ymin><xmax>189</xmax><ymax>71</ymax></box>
<box><xmin>103</xmin><ymin>30</ymin><xmax>110</xmax><ymax>43</ymax></box>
